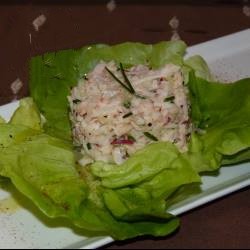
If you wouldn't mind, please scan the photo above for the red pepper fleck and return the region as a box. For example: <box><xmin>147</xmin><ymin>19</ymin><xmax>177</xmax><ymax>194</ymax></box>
<box><xmin>111</xmin><ymin>139</ymin><xmax>134</xmax><ymax>145</ymax></box>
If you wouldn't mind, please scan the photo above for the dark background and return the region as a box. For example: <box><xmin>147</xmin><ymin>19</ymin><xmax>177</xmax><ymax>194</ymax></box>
<box><xmin>0</xmin><ymin>1</ymin><xmax>249</xmax><ymax>249</ymax></box>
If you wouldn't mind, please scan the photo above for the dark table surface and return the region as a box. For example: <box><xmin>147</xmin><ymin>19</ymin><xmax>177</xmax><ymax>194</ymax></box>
<box><xmin>0</xmin><ymin>1</ymin><xmax>250</xmax><ymax>249</ymax></box>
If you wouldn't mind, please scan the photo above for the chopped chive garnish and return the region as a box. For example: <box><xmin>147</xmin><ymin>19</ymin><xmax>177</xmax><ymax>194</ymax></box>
<box><xmin>123</xmin><ymin>101</ymin><xmax>131</xmax><ymax>109</ymax></box>
<box><xmin>119</xmin><ymin>63</ymin><xmax>135</xmax><ymax>94</ymax></box>
<box><xmin>164</xmin><ymin>96</ymin><xmax>175</xmax><ymax>102</ymax></box>
<box><xmin>87</xmin><ymin>143</ymin><xmax>92</xmax><ymax>150</ymax></box>
<box><xmin>73</xmin><ymin>99</ymin><xmax>81</xmax><ymax>104</ymax></box>
<box><xmin>123</xmin><ymin>112</ymin><xmax>133</xmax><ymax>118</ymax></box>
<box><xmin>143</xmin><ymin>132</ymin><xmax>158</xmax><ymax>141</ymax></box>
<box><xmin>105</xmin><ymin>66</ymin><xmax>132</xmax><ymax>93</ymax></box>
<box><xmin>106</xmin><ymin>64</ymin><xmax>147</xmax><ymax>99</ymax></box>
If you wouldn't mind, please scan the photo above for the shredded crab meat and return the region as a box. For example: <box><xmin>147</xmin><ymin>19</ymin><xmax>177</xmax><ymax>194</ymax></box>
<box><xmin>69</xmin><ymin>61</ymin><xmax>191</xmax><ymax>165</ymax></box>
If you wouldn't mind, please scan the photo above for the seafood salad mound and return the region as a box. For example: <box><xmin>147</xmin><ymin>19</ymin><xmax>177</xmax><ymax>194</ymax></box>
<box><xmin>69</xmin><ymin>61</ymin><xmax>191</xmax><ymax>165</ymax></box>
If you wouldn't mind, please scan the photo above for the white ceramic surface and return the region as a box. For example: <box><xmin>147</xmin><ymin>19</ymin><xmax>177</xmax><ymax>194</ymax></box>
<box><xmin>0</xmin><ymin>29</ymin><xmax>249</xmax><ymax>249</ymax></box>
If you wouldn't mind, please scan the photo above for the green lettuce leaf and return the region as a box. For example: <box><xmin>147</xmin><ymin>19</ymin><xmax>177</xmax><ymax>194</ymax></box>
<box><xmin>92</xmin><ymin>142</ymin><xmax>200</xmax><ymax>221</ymax></box>
<box><xmin>0</xmin><ymin>100</ymin><xmax>180</xmax><ymax>240</ymax></box>
<box><xmin>187</xmin><ymin>73</ymin><xmax>250</xmax><ymax>172</ymax></box>
<box><xmin>0</xmin><ymin>116</ymin><xmax>5</xmax><ymax>124</ymax></box>
<box><xmin>91</xmin><ymin>142</ymin><xmax>200</xmax><ymax>189</ymax></box>
<box><xmin>0</xmin><ymin>131</ymin><xmax>180</xmax><ymax>239</ymax></box>
<box><xmin>222</xmin><ymin>148</ymin><xmax>250</xmax><ymax>165</ymax></box>
<box><xmin>184</xmin><ymin>55</ymin><xmax>213</xmax><ymax>81</ymax></box>
<box><xmin>9</xmin><ymin>97</ymin><xmax>42</xmax><ymax>131</ymax></box>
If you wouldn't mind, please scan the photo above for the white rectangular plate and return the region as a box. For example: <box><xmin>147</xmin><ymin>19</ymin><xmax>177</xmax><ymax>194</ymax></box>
<box><xmin>0</xmin><ymin>29</ymin><xmax>250</xmax><ymax>249</ymax></box>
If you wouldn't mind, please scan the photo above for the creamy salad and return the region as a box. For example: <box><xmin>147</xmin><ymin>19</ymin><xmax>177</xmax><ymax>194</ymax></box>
<box><xmin>69</xmin><ymin>61</ymin><xmax>191</xmax><ymax>165</ymax></box>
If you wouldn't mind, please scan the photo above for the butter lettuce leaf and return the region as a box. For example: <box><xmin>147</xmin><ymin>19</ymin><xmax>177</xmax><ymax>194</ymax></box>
<box><xmin>91</xmin><ymin>142</ymin><xmax>200</xmax><ymax>190</ymax></box>
<box><xmin>0</xmin><ymin>100</ymin><xmax>180</xmax><ymax>240</ymax></box>
<box><xmin>0</xmin><ymin>128</ymin><xmax>180</xmax><ymax>239</ymax></box>
<box><xmin>0</xmin><ymin>116</ymin><xmax>5</xmax><ymax>124</ymax></box>
<box><xmin>184</xmin><ymin>55</ymin><xmax>213</xmax><ymax>82</ymax></box>
<box><xmin>187</xmin><ymin>73</ymin><xmax>250</xmax><ymax>172</ymax></box>
<box><xmin>9</xmin><ymin>97</ymin><xmax>42</xmax><ymax>131</ymax></box>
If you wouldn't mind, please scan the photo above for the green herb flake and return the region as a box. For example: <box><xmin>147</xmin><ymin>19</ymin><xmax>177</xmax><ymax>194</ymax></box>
<box><xmin>135</xmin><ymin>93</ymin><xmax>147</xmax><ymax>99</ymax></box>
<box><xmin>123</xmin><ymin>112</ymin><xmax>133</xmax><ymax>118</ymax></box>
<box><xmin>143</xmin><ymin>132</ymin><xmax>158</xmax><ymax>141</ymax></box>
<box><xmin>164</xmin><ymin>96</ymin><xmax>175</xmax><ymax>102</ymax></box>
<box><xmin>87</xmin><ymin>143</ymin><xmax>92</xmax><ymax>150</ymax></box>
<box><xmin>123</xmin><ymin>101</ymin><xmax>131</xmax><ymax>109</ymax></box>
<box><xmin>127</xmin><ymin>135</ymin><xmax>136</xmax><ymax>142</ymax></box>
<box><xmin>73</xmin><ymin>99</ymin><xmax>81</xmax><ymax>104</ymax></box>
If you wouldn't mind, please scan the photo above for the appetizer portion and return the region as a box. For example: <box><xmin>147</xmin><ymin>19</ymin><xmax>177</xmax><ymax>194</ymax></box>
<box><xmin>69</xmin><ymin>61</ymin><xmax>191</xmax><ymax>165</ymax></box>
<box><xmin>0</xmin><ymin>40</ymin><xmax>249</xmax><ymax>241</ymax></box>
